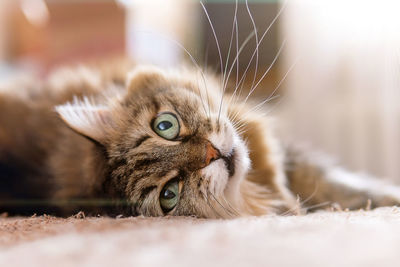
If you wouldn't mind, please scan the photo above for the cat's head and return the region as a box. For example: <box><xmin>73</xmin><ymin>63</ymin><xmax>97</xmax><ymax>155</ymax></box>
<box><xmin>56</xmin><ymin>66</ymin><xmax>251</xmax><ymax>218</ymax></box>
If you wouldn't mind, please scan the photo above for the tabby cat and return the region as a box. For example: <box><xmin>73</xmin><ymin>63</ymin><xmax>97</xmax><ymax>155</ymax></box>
<box><xmin>0</xmin><ymin>64</ymin><xmax>399</xmax><ymax>218</ymax></box>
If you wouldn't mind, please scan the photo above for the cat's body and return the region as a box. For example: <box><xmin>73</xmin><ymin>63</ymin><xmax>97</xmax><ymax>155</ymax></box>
<box><xmin>1</xmin><ymin>64</ymin><xmax>399</xmax><ymax>218</ymax></box>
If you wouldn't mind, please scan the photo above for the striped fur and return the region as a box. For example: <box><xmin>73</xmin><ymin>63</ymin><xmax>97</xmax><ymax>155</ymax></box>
<box><xmin>0</xmin><ymin>64</ymin><xmax>399</xmax><ymax>217</ymax></box>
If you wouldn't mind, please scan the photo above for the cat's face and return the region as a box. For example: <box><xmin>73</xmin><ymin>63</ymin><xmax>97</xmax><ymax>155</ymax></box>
<box><xmin>57</xmin><ymin>66</ymin><xmax>250</xmax><ymax>218</ymax></box>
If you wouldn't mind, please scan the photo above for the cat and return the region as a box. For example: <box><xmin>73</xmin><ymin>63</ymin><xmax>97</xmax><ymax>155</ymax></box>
<box><xmin>1</xmin><ymin>62</ymin><xmax>400</xmax><ymax>218</ymax></box>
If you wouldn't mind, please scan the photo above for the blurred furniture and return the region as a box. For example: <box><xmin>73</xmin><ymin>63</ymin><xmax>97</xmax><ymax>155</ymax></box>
<box><xmin>9</xmin><ymin>0</ymin><xmax>125</xmax><ymax>72</ymax></box>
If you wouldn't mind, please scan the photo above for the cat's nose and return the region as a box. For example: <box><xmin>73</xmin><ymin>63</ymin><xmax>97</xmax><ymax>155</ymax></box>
<box><xmin>204</xmin><ymin>141</ymin><xmax>221</xmax><ymax>166</ymax></box>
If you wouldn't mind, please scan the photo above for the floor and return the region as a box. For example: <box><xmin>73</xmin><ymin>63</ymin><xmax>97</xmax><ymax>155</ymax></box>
<box><xmin>1</xmin><ymin>207</ymin><xmax>400</xmax><ymax>267</ymax></box>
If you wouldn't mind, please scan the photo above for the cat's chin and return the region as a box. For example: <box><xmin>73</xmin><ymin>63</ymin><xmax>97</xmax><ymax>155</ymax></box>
<box><xmin>223</xmin><ymin>135</ymin><xmax>250</xmax><ymax>208</ymax></box>
<box><xmin>201</xmin><ymin>132</ymin><xmax>250</xmax><ymax>211</ymax></box>
<box><xmin>202</xmin><ymin>116</ymin><xmax>250</xmax><ymax>213</ymax></box>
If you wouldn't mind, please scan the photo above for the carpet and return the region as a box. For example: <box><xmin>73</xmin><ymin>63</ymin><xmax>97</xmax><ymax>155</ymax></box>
<box><xmin>1</xmin><ymin>208</ymin><xmax>400</xmax><ymax>267</ymax></box>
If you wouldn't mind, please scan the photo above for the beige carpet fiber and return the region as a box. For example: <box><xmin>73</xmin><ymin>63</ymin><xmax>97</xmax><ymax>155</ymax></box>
<box><xmin>1</xmin><ymin>208</ymin><xmax>400</xmax><ymax>267</ymax></box>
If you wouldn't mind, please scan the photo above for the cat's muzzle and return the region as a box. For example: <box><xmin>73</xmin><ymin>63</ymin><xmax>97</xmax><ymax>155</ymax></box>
<box><xmin>222</xmin><ymin>149</ymin><xmax>235</xmax><ymax>177</ymax></box>
<box><xmin>203</xmin><ymin>140</ymin><xmax>235</xmax><ymax>178</ymax></box>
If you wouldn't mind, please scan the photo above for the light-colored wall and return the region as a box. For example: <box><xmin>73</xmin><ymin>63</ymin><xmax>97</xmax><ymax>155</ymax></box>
<box><xmin>124</xmin><ymin>0</ymin><xmax>199</xmax><ymax>67</ymax></box>
<box><xmin>281</xmin><ymin>0</ymin><xmax>400</xmax><ymax>181</ymax></box>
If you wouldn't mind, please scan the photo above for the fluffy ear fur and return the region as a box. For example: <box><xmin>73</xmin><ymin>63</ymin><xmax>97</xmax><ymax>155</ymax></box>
<box><xmin>126</xmin><ymin>66</ymin><xmax>167</xmax><ymax>92</ymax></box>
<box><xmin>55</xmin><ymin>97</ymin><xmax>114</xmax><ymax>144</ymax></box>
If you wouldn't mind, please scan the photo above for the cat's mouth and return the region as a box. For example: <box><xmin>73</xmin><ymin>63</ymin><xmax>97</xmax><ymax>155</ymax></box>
<box><xmin>221</xmin><ymin>149</ymin><xmax>236</xmax><ymax>177</ymax></box>
<box><xmin>202</xmin><ymin>127</ymin><xmax>250</xmax><ymax>198</ymax></box>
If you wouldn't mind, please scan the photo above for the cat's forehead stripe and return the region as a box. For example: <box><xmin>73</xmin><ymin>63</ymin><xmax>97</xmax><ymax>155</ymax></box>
<box><xmin>132</xmin><ymin>135</ymin><xmax>150</xmax><ymax>149</ymax></box>
<box><xmin>151</xmin><ymin>98</ymin><xmax>160</xmax><ymax>111</ymax></box>
<box><xmin>138</xmin><ymin>185</ymin><xmax>157</xmax><ymax>204</ymax></box>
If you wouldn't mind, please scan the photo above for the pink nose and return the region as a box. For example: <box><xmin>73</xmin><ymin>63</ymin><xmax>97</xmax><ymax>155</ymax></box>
<box><xmin>204</xmin><ymin>142</ymin><xmax>221</xmax><ymax>166</ymax></box>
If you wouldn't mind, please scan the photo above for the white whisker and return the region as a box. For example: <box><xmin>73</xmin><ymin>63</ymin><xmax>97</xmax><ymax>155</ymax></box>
<box><xmin>203</xmin><ymin>43</ymin><xmax>209</xmax><ymax>71</ymax></box>
<box><xmin>200</xmin><ymin>1</ymin><xmax>226</xmax><ymax>123</ymax></box>
<box><xmin>217</xmin><ymin>0</ymin><xmax>239</xmax><ymax>125</ymax></box>
<box><xmin>235</xmin><ymin>10</ymin><xmax>240</xmax><ymax>91</ymax></box>
<box><xmin>246</xmin><ymin>57</ymin><xmax>299</xmax><ymax>115</ymax></box>
<box><xmin>223</xmin><ymin>0</ymin><xmax>238</xmax><ymax>88</ymax></box>
<box><xmin>244</xmin><ymin>39</ymin><xmax>287</xmax><ymax>103</ymax></box>
<box><xmin>245</xmin><ymin>0</ymin><xmax>259</xmax><ymax>94</ymax></box>
<box><xmin>200</xmin><ymin>2</ymin><xmax>224</xmax><ymax>83</ymax></box>
<box><xmin>209</xmin><ymin>191</ymin><xmax>237</xmax><ymax>218</ymax></box>
<box><xmin>231</xmin><ymin>0</ymin><xmax>289</xmax><ymax>104</ymax></box>
<box><xmin>225</xmin><ymin>31</ymin><xmax>257</xmax><ymax>105</ymax></box>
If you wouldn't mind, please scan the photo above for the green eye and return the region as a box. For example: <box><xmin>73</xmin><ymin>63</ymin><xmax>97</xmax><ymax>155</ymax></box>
<box><xmin>152</xmin><ymin>113</ymin><xmax>180</xmax><ymax>140</ymax></box>
<box><xmin>160</xmin><ymin>180</ymin><xmax>179</xmax><ymax>213</ymax></box>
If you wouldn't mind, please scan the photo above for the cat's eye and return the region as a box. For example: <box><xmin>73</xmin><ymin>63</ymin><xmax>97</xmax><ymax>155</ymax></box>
<box><xmin>152</xmin><ymin>113</ymin><xmax>180</xmax><ymax>140</ymax></box>
<box><xmin>160</xmin><ymin>180</ymin><xmax>179</xmax><ymax>213</ymax></box>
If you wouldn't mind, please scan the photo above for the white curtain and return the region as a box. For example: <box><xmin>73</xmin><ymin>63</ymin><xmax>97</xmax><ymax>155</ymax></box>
<box><xmin>281</xmin><ymin>0</ymin><xmax>400</xmax><ymax>181</ymax></box>
<box><xmin>124</xmin><ymin>0</ymin><xmax>199</xmax><ymax>67</ymax></box>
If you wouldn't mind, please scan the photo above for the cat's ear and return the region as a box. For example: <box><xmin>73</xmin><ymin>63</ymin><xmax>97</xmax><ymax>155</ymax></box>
<box><xmin>55</xmin><ymin>97</ymin><xmax>115</xmax><ymax>144</ymax></box>
<box><xmin>126</xmin><ymin>66</ymin><xmax>167</xmax><ymax>92</ymax></box>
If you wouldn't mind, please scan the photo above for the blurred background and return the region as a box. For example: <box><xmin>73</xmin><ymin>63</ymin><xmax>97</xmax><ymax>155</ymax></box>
<box><xmin>0</xmin><ymin>0</ymin><xmax>399</xmax><ymax>182</ymax></box>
